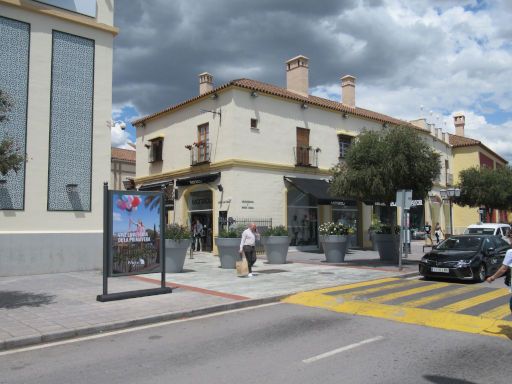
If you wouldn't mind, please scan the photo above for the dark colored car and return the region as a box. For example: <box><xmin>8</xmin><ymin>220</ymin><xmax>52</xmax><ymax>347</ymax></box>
<box><xmin>419</xmin><ymin>235</ymin><xmax>510</xmax><ymax>282</ymax></box>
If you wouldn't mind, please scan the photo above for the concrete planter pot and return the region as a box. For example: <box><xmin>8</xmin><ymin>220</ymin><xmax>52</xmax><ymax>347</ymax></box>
<box><xmin>321</xmin><ymin>235</ymin><xmax>348</xmax><ymax>263</ymax></box>
<box><xmin>215</xmin><ymin>237</ymin><xmax>241</xmax><ymax>269</ymax></box>
<box><xmin>373</xmin><ymin>233</ymin><xmax>399</xmax><ymax>262</ymax></box>
<box><xmin>369</xmin><ymin>230</ymin><xmax>378</xmax><ymax>251</ymax></box>
<box><xmin>164</xmin><ymin>239</ymin><xmax>190</xmax><ymax>273</ymax></box>
<box><xmin>348</xmin><ymin>234</ymin><xmax>357</xmax><ymax>248</ymax></box>
<box><xmin>261</xmin><ymin>236</ymin><xmax>289</xmax><ymax>264</ymax></box>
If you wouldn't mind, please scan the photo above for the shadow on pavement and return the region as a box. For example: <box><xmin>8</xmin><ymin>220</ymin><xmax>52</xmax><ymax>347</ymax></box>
<box><xmin>484</xmin><ymin>325</ymin><xmax>512</xmax><ymax>341</ymax></box>
<box><xmin>423</xmin><ymin>375</ymin><xmax>478</xmax><ymax>384</ymax></box>
<box><xmin>0</xmin><ymin>290</ymin><xmax>56</xmax><ymax>309</ymax></box>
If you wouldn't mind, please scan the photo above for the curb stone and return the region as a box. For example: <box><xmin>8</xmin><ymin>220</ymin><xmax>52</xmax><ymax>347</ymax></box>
<box><xmin>0</xmin><ymin>295</ymin><xmax>288</xmax><ymax>352</ymax></box>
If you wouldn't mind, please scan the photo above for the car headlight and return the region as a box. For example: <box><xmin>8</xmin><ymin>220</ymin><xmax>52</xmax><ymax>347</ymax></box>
<box><xmin>456</xmin><ymin>260</ymin><xmax>472</xmax><ymax>267</ymax></box>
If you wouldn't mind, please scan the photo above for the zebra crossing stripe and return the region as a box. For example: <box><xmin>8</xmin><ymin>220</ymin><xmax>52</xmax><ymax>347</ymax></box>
<box><xmin>327</xmin><ymin>280</ymin><xmax>423</xmax><ymax>301</ymax></box>
<box><xmin>438</xmin><ymin>289</ymin><xmax>509</xmax><ymax>313</ymax></box>
<box><xmin>368</xmin><ymin>282</ymin><xmax>452</xmax><ymax>304</ymax></box>
<box><xmin>399</xmin><ymin>285</ymin><xmax>477</xmax><ymax>308</ymax></box>
<box><xmin>316</xmin><ymin>277</ymin><xmax>399</xmax><ymax>295</ymax></box>
<box><xmin>477</xmin><ymin>304</ymin><xmax>511</xmax><ymax>320</ymax></box>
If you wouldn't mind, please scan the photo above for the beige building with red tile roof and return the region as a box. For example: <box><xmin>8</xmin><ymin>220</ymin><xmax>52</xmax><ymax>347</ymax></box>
<box><xmin>447</xmin><ymin>114</ymin><xmax>509</xmax><ymax>231</ymax></box>
<box><xmin>111</xmin><ymin>147</ymin><xmax>136</xmax><ymax>190</ymax></box>
<box><xmin>132</xmin><ymin>55</ymin><xmax>494</xmax><ymax>251</ymax></box>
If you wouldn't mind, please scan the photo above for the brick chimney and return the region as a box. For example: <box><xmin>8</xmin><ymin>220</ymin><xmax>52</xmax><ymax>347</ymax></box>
<box><xmin>341</xmin><ymin>75</ymin><xmax>356</xmax><ymax>108</ymax></box>
<box><xmin>453</xmin><ymin>112</ymin><xmax>465</xmax><ymax>136</ymax></box>
<box><xmin>286</xmin><ymin>55</ymin><xmax>309</xmax><ymax>97</ymax></box>
<box><xmin>199</xmin><ymin>72</ymin><xmax>213</xmax><ymax>95</ymax></box>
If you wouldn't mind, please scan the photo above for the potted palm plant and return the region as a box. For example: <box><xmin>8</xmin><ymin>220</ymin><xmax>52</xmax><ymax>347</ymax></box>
<box><xmin>319</xmin><ymin>222</ymin><xmax>349</xmax><ymax>263</ymax></box>
<box><xmin>215</xmin><ymin>224</ymin><xmax>245</xmax><ymax>269</ymax></box>
<box><xmin>261</xmin><ymin>225</ymin><xmax>289</xmax><ymax>264</ymax></box>
<box><xmin>164</xmin><ymin>224</ymin><xmax>191</xmax><ymax>273</ymax></box>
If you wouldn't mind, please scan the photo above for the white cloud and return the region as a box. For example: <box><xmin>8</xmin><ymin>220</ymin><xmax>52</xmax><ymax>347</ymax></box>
<box><xmin>114</xmin><ymin>0</ymin><xmax>512</xmax><ymax>161</ymax></box>
<box><xmin>110</xmin><ymin>123</ymin><xmax>134</xmax><ymax>149</ymax></box>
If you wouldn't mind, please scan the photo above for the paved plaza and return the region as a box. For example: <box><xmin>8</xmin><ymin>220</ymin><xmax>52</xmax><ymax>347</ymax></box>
<box><xmin>0</xmin><ymin>243</ymin><xmax>425</xmax><ymax>351</ymax></box>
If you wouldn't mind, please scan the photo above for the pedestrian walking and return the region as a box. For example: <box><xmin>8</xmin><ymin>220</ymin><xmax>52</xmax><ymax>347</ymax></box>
<box><xmin>486</xmin><ymin>248</ymin><xmax>512</xmax><ymax>314</ymax></box>
<box><xmin>424</xmin><ymin>221</ymin><xmax>432</xmax><ymax>245</ymax></box>
<box><xmin>193</xmin><ymin>218</ymin><xmax>203</xmax><ymax>251</ymax></box>
<box><xmin>434</xmin><ymin>222</ymin><xmax>443</xmax><ymax>244</ymax></box>
<box><xmin>239</xmin><ymin>223</ymin><xmax>260</xmax><ymax>277</ymax></box>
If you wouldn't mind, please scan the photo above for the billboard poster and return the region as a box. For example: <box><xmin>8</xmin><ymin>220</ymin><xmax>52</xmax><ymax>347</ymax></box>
<box><xmin>110</xmin><ymin>191</ymin><xmax>163</xmax><ymax>276</ymax></box>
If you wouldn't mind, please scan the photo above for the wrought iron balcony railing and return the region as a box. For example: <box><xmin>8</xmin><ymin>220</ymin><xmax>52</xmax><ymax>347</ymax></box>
<box><xmin>189</xmin><ymin>142</ymin><xmax>211</xmax><ymax>165</ymax></box>
<box><xmin>293</xmin><ymin>146</ymin><xmax>319</xmax><ymax>167</ymax></box>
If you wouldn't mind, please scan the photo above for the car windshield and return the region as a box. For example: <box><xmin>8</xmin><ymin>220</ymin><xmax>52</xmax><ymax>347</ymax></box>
<box><xmin>437</xmin><ymin>237</ymin><xmax>483</xmax><ymax>251</ymax></box>
<box><xmin>467</xmin><ymin>228</ymin><xmax>495</xmax><ymax>235</ymax></box>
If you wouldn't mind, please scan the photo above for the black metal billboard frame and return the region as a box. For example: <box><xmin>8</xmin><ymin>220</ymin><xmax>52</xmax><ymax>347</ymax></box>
<box><xmin>97</xmin><ymin>183</ymin><xmax>172</xmax><ymax>302</ymax></box>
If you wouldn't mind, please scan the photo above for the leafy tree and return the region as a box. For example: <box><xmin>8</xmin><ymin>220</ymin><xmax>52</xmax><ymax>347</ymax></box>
<box><xmin>0</xmin><ymin>89</ymin><xmax>24</xmax><ymax>176</ymax></box>
<box><xmin>329</xmin><ymin>125</ymin><xmax>441</xmax><ymax>207</ymax></box>
<box><xmin>457</xmin><ymin>166</ymin><xmax>512</xmax><ymax>221</ymax></box>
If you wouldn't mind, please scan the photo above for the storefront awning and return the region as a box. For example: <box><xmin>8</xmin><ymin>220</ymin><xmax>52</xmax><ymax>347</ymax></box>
<box><xmin>284</xmin><ymin>177</ymin><xmax>356</xmax><ymax>206</ymax></box>
<box><xmin>138</xmin><ymin>179</ymin><xmax>173</xmax><ymax>191</ymax></box>
<box><xmin>175</xmin><ymin>172</ymin><xmax>220</xmax><ymax>187</ymax></box>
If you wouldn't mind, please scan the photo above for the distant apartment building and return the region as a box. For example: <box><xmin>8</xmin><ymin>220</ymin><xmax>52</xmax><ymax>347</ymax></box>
<box><xmin>448</xmin><ymin>113</ymin><xmax>509</xmax><ymax>231</ymax></box>
<box><xmin>0</xmin><ymin>0</ymin><xmax>117</xmax><ymax>275</ymax></box>
<box><xmin>111</xmin><ymin>147</ymin><xmax>136</xmax><ymax>190</ymax></box>
<box><xmin>132</xmin><ymin>55</ymin><xmax>454</xmax><ymax>251</ymax></box>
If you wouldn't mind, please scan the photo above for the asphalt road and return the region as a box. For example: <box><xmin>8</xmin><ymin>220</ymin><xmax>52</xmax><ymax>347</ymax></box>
<box><xmin>0</xmin><ymin>301</ymin><xmax>510</xmax><ymax>384</ymax></box>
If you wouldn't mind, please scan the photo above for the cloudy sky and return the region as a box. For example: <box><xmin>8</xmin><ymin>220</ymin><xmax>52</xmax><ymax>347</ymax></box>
<box><xmin>111</xmin><ymin>0</ymin><xmax>512</xmax><ymax>162</ymax></box>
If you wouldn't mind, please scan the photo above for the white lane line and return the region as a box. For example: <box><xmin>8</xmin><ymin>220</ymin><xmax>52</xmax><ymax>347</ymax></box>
<box><xmin>0</xmin><ymin>302</ymin><xmax>280</xmax><ymax>357</ymax></box>
<box><xmin>302</xmin><ymin>336</ymin><xmax>384</xmax><ymax>364</ymax></box>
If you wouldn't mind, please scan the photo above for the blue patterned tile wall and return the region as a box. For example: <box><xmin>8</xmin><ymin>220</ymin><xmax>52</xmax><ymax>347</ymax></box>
<box><xmin>0</xmin><ymin>17</ymin><xmax>30</xmax><ymax>210</ymax></box>
<box><xmin>48</xmin><ymin>31</ymin><xmax>94</xmax><ymax>211</ymax></box>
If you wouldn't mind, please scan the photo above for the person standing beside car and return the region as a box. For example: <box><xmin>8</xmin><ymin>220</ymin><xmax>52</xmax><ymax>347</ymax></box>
<box><xmin>424</xmin><ymin>222</ymin><xmax>432</xmax><ymax>245</ymax></box>
<box><xmin>434</xmin><ymin>222</ymin><xmax>443</xmax><ymax>244</ymax></box>
<box><xmin>239</xmin><ymin>223</ymin><xmax>260</xmax><ymax>277</ymax></box>
<box><xmin>486</xmin><ymin>247</ymin><xmax>512</xmax><ymax>314</ymax></box>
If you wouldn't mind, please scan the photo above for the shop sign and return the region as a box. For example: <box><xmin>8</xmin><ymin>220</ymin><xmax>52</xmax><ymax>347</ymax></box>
<box><xmin>242</xmin><ymin>200</ymin><xmax>255</xmax><ymax>210</ymax></box>
<box><xmin>189</xmin><ymin>190</ymin><xmax>212</xmax><ymax>211</ymax></box>
<box><xmin>175</xmin><ymin>173</ymin><xmax>220</xmax><ymax>186</ymax></box>
<box><xmin>109</xmin><ymin>191</ymin><xmax>163</xmax><ymax>276</ymax></box>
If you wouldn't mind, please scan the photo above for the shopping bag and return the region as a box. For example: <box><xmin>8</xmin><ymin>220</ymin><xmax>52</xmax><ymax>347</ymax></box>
<box><xmin>236</xmin><ymin>256</ymin><xmax>249</xmax><ymax>277</ymax></box>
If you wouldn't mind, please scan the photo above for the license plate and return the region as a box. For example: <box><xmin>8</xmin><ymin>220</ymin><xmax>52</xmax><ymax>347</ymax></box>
<box><xmin>431</xmin><ymin>267</ymin><xmax>449</xmax><ymax>273</ymax></box>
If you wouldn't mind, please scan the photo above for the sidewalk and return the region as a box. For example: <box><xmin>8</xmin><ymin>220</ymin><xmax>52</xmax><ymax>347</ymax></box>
<box><xmin>0</xmin><ymin>243</ymin><xmax>425</xmax><ymax>351</ymax></box>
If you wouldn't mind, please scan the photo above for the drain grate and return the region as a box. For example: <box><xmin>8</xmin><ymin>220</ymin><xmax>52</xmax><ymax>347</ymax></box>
<box><xmin>256</xmin><ymin>269</ymin><xmax>288</xmax><ymax>274</ymax></box>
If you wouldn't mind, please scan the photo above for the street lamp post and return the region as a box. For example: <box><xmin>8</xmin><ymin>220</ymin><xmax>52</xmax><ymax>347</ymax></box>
<box><xmin>440</xmin><ymin>188</ymin><xmax>461</xmax><ymax>236</ymax></box>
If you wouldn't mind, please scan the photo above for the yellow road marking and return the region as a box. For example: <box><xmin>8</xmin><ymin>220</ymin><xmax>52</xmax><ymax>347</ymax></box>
<box><xmin>282</xmin><ymin>291</ymin><xmax>512</xmax><ymax>340</ymax></box>
<box><xmin>400</xmin><ymin>285</ymin><xmax>478</xmax><ymax>308</ymax></box>
<box><xmin>478</xmin><ymin>304</ymin><xmax>511</xmax><ymax>320</ymax></box>
<box><xmin>368</xmin><ymin>282</ymin><xmax>451</xmax><ymax>304</ymax></box>
<box><xmin>312</xmin><ymin>277</ymin><xmax>400</xmax><ymax>295</ymax></box>
<box><xmin>438</xmin><ymin>289</ymin><xmax>510</xmax><ymax>313</ymax></box>
<box><xmin>330</xmin><ymin>280</ymin><xmax>423</xmax><ymax>301</ymax></box>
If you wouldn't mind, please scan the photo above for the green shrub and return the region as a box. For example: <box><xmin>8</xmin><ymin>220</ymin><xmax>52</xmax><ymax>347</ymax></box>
<box><xmin>218</xmin><ymin>224</ymin><xmax>246</xmax><ymax>238</ymax></box>
<box><xmin>369</xmin><ymin>221</ymin><xmax>400</xmax><ymax>234</ymax></box>
<box><xmin>262</xmin><ymin>225</ymin><xmax>288</xmax><ymax>236</ymax></box>
<box><xmin>165</xmin><ymin>224</ymin><xmax>191</xmax><ymax>240</ymax></box>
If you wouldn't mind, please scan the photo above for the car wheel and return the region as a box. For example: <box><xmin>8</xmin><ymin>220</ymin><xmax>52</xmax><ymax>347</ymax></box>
<box><xmin>474</xmin><ymin>264</ymin><xmax>486</xmax><ymax>283</ymax></box>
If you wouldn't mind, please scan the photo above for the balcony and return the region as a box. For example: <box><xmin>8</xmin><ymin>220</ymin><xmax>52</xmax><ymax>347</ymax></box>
<box><xmin>293</xmin><ymin>146</ymin><xmax>319</xmax><ymax>167</ymax></box>
<box><xmin>188</xmin><ymin>142</ymin><xmax>211</xmax><ymax>165</ymax></box>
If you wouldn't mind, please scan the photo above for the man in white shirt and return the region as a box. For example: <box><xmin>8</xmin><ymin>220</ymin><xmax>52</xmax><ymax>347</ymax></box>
<box><xmin>239</xmin><ymin>223</ymin><xmax>260</xmax><ymax>277</ymax></box>
<box><xmin>487</xmin><ymin>248</ymin><xmax>512</xmax><ymax>313</ymax></box>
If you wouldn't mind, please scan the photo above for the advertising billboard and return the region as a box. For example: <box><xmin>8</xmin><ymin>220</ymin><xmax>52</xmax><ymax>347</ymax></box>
<box><xmin>110</xmin><ymin>191</ymin><xmax>163</xmax><ymax>276</ymax></box>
